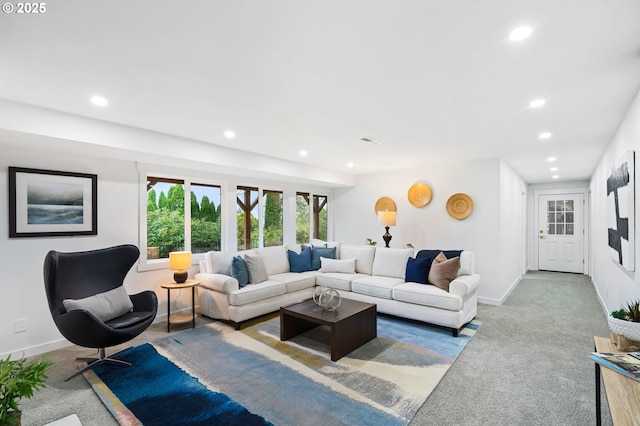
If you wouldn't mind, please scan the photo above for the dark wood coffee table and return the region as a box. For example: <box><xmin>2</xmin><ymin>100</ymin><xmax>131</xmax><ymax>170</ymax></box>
<box><xmin>280</xmin><ymin>298</ymin><xmax>377</xmax><ymax>361</ymax></box>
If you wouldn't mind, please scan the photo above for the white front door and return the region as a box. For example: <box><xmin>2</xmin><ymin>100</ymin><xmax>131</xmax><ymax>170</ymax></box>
<box><xmin>538</xmin><ymin>194</ymin><xmax>584</xmax><ymax>273</ymax></box>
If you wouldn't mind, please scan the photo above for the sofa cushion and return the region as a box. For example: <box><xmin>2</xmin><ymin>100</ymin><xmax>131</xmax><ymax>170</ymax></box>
<box><xmin>405</xmin><ymin>257</ymin><xmax>431</xmax><ymax>284</ymax></box>
<box><xmin>287</xmin><ymin>247</ymin><xmax>313</xmax><ymax>272</ymax></box>
<box><xmin>372</xmin><ymin>247</ymin><xmax>414</xmax><ymax>278</ymax></box>
<box><xmin>270</xmin><ymin>272</ymin><xmax>317</xmax><ymax>293</ymax></box>
<box><xmin>255</xmin><ymin>246</ymin><xmax>290</xmax><ymax>275</ymax></box>
<box><xmin>393</xmin><ymin>282</ymin><xmax>463</xmax><ymax>311</ymax></box>
<box><xmin>428</xmin><ymin>252</ymin><xmax>460</xmax><ymax>292</ymax></box>
<box><xmin>205</xmin><ymin>251</ymin><xmax>235</xmax><ymax>275</ymax></box>
<box><xmin>315</xmin><ymin>273</ymin><xmax>368</xmax><ymax>291</ymax></box>
<box><xmin>205</xmin><ymin>250</ymin><xmax>254</xmax><ymax>274</ymax></box>
<box><xmin>230</xmin><ymin>256</ymin><xmax>249</xmax><ymax>288</ymax></box>
<box><xmin>245</xmin><ymin>253</ymin><xmax>269</xmax><ymax>284</ymax></box>
<box><xmin>416</xmin><ymin>249</ymin><xmax>463</xmax><ymax>259</ymax></box>
<box><xmin>63</xmin><ymin>286</ymin><xmax>133</xmax><ymax>322</ymax></box>
<box><xmin>340</xmin><ymin>244</ymin><xmax>376</xmax><ymax>275</ymax></box>
<box><xmin>311</xmin><ymin>246</ymin><xmax>336</xmax><ymax>270</ymax></box>
<box><xmin>458</xmin><ymin>251</ymin><xmax>474</xmax><ymax>276</ymax></box>
<box><xmin>319</xmin><ymin>257</ymin><xmax>356</xmax><ymax>273</ymax></box>
<box><xmin>351</xmin><ymin>276</ymin><xmax>405</xmax><ymax>300</ymax></box>
<box><xmin>228</xmin><ymin>281</ymin><xmax>286</xmax><ymax>306</ymax></box>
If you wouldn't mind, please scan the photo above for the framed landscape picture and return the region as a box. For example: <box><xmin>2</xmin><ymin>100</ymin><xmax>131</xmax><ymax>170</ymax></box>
<box><xmin>8</xmin><ymin>167</ymin><xmax>97</xmax><ymax>238</ymax></box>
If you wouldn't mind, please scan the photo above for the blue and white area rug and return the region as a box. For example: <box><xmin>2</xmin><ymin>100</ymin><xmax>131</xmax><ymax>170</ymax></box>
<box><xmin>85</xmin><ymin>315</ymin><xmax>480</xmax><ymax>425</ymax></box>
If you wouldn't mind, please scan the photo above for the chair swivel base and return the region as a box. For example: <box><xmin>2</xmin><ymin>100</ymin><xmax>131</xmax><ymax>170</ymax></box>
<box><xmin>65</xmin><ymin>347</ymin><xmax>131</xmax><ymax>382</ymax></box>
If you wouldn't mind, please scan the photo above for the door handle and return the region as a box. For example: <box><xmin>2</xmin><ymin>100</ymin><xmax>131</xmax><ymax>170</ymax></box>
<box><xmin>539</xmin><ymin>235</ymin><xmax>544</xmax><ymax>239</ymax></box>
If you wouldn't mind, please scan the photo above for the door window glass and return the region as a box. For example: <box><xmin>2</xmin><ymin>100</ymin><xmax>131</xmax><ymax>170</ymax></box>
<box><xmin>547</xmin><ymin>200</ymin><xmax>575</xmax><ymax>236</ymax></box>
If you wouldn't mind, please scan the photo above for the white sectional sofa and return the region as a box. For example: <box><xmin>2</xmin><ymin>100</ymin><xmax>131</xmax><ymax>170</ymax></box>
<box><xmin>195</xmin><ymin>242</ymin><xmax>480</xmax><ymax>336</ymax></box>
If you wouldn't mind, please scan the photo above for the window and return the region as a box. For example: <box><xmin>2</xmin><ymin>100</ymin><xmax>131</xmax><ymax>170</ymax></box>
<box><xmin>313</xmin><ymin>194</ymin><xmax>328</xmax><ymax>241</ymax></box>
<box><xmin>147</xmin><ymin>177</ymin><xmax>185</xmax><ymax>259</ymax></box>
<box><xmin>296</xmin><ymin>192</ymin><xmax>310</xmax><ymax>243</ymax></box>
<box><xmin>237</xmin><ymin>186</ymin><xmax>259</xmax><ymax>250</ymax></box>
<box><xmin>146</xmin><ymin>176</ymin><xmax>221</xmax><ymax>260</ymax></box>
<box><xmin>296</xmin><ymin>192</ymin><xmax>328</xmax><ymax>243</ymax></box>
<box><xmin>263</xmin><ymin>190</ymin><xmax>283</xmax><ymax>247</ymax></box>
<box><xmin>191</xmin><ymin>182</ymin><xmax>222</xmax><ymax>253</ymax></box>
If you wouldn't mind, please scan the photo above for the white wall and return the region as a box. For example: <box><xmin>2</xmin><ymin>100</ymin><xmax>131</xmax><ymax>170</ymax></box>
<box><xmin>331</xmin><ymin>157</ymin><xmax>527</xmax><ymax>304</ymax></box>
<box><xmin>499</xmin><ymin>160</ymin><xmax>528</xmax><ymax>302</ymax></box>
<box><xmin>590</xmin><ymin>87</ymin><xmax>640</xmax><ymax>312</ymax></box>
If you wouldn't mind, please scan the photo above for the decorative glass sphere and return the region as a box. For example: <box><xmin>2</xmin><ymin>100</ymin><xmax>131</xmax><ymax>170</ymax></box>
<box><xmin>313</xmin><ymin>287</ymin><xmax>341</xmax><ymax>311</ymax></box>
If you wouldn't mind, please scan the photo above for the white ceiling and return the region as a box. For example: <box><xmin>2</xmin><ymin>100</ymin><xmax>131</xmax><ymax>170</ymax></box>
<box><xmin>1</xmin><ymin>1</ymin><xmax>639</xmax><ymax>183</ymax></box>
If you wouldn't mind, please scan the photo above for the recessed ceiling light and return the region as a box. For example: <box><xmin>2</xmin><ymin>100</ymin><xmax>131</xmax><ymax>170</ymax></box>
<box><xmin>552</xmin><ymin>175</ymin><xmax>559</xmax><ymax>179</ymax></box>
<box><xmin>224</xmin><ymin>130</ymin><xmax>235</xmax><ymax>139</ymax></box>
<box><xmin>299</xmin><ymin>150</ymin><xmax>308</xmax><ymax>157</ymax></box>
<box><xmin>539</xmin><ymin>132</ymin><xmax>552</xmax><ymax>140</ymax></box>
<box><xmin>547</xmin><ymin>157</ymin><xmax>556</xmax><ymax>162</ymax></box>
<box><xmin>530</xmin><ymin>99</ymin><xmax>546</xmax><ymax>108</ymax></box>
<box><xmin>90</xmin><ymin>95</ymin><xmax>108</xmax><ymax>106</ymax></box>
<box><xmin>509</xmin><ymin>26</ymin><xmax>532</xmax><ymax>41</ymax></box>
<box><xmin>550</xmin><ymin>167</ymin><xmax>558</xmax><ymax>171</ymax></box>
<box><xmin>347</xmin><ymin>162</ymin><xmax>355</xmax><ymax>168</ymax></box>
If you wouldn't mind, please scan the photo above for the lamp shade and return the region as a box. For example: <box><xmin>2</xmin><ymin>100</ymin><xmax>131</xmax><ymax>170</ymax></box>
<box><xmin>169</xmin><ymin>251</ymin><xmax>192</xmax><ymax>270</ymax></box>
<box><xmin>378</xmin><ymin>210</ymin><xmax>397</xmax><ymax>227</ymax></box>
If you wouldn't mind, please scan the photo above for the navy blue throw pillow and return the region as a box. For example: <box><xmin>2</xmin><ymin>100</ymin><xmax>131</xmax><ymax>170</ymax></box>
<box><xmin>231</xmin><ymin>256</ymin><xmax>249</xmax><ymax>288</ymax></box>
<box><xmin>405</xmin><ymin>257</ymin><xmax>432</xmax><ymax>284</ymax></box>
<box><xmin>311</xmin><ymin>246</ymin><xmax>336</xmax><ymax>270</ymax></box>
<box><xmin>288</xmin><ymin>247</ymin><xmax>313</xmax><ymax>272</ymax></box>
<box><xmin>415</xmin><ymin>249</ymin><xmax>463</xmax><ymax>280</ymax></box>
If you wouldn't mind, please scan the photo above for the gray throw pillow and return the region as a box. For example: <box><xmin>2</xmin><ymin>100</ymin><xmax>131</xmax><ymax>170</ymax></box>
<box><xmin>244</xmin><ymin>253</ymin><xmax>269</xmax><ymax>284</ymax></box>
<box><xmin>63</xmin><ymin>286</ymin><xmax>133</xmax><ymax>322</ymax></box>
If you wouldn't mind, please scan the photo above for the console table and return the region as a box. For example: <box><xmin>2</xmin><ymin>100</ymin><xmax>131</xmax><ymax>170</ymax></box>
<box><xmin>593</xmin><ymin>336</ymin><xmax>640</xmax><ymax>425</ymax></box>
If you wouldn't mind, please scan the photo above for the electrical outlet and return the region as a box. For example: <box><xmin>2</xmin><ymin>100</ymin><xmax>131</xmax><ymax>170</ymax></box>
<box><xmin>14</xmin><ymin>318</ymin><xmax>27</xmax><ymax>333</ymax></box>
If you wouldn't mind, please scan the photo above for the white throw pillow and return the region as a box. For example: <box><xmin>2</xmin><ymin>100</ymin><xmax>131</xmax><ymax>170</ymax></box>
<box><xmin>63</xmin><ymin>286</ymin><xmax>133</xmax><ymax>322</ymax></box>
<box><xmin>319</xmin><ymin>257</ymin><xmax>356</xmax><ymax>273</ymax></box>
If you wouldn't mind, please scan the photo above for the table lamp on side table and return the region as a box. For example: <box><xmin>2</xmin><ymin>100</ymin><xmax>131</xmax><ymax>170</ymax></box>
<box><xmin>169</xmin><ymin>251</ymin><xmax>192</xmax><ymax>283</ymax></box>
<box><xmin>378</xmin><ymin>210</ymin><xmax>396</xmax><ymax>248</ymax></box>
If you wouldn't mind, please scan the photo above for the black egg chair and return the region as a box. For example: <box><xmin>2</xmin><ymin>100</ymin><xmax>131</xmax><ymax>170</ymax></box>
<box><xmin>43</xmin><ymin>244</ymin><xmax>158</xmax><ymax>381</ymax></box>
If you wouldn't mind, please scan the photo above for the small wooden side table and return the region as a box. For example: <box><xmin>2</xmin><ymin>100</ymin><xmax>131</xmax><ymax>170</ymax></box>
<box><xmin>161</xmin><ymin>279</ymin><xmax>199</xmax><ymax>332</ymax></box>
<box><xmin>593</xmin><ymin>336</ymin><xmax>640</xmax><ymax>426</ymax></box>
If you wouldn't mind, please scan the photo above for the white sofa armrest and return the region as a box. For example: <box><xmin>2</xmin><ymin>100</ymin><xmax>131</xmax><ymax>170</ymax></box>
<box><xmin>195</xmin><ymin>272</ymin><xmax>239</xmax><ymax>293</ymax></box>
<box><xmin>449</xmin><ymin>273</ymin><xmax>480</xmax><ymax>298</ymax></box>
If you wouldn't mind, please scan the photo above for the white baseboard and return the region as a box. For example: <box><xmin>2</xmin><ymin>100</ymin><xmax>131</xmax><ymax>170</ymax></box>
<box><xmin>1</xmin><ymin>338</ymin><xmax>71</xmax><ymax>359</ymax></box>
<box><xmin>478</xmin><ymin>274</ymin><xmax>523</xmax><ymax>306</ymax></box>
<box><xmin>0</xmin><ymin>306</ymin><xmax>198</xmax><ymax>359</ymax></box>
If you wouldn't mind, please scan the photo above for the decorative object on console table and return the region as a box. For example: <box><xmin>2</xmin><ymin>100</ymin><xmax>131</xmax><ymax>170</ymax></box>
<box><xmin>608</xmin><ymin>299</ymin><xmax>640</xmax><ymax>343</ymax></box>
<box><xmin>169</xmin><ymin>251</ymin><xmax>192</xmax><ymax>283</ymax></box>
<box><xmin>446</xmin><ymin>193</ymin><xmax>474</xmax><ymax>220</ymax></box>
<box><xmin>378</xmin><ymin>210</ymin><xmax>396</xmax><ymax>248</ymax></box>
<box><xmin>607</xmin><ymin>150</ymin><xmax>635</xmax><ymax>271</ymax></box>
<box><xmin>408</xmin><ymin>182</ymin><xmax>432</xmax><ymax>207</ymax></box>
<box><xmin>8</xmin><ymin>166</ymin><xmax>98</xmax><ymax>238</ymax></box>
